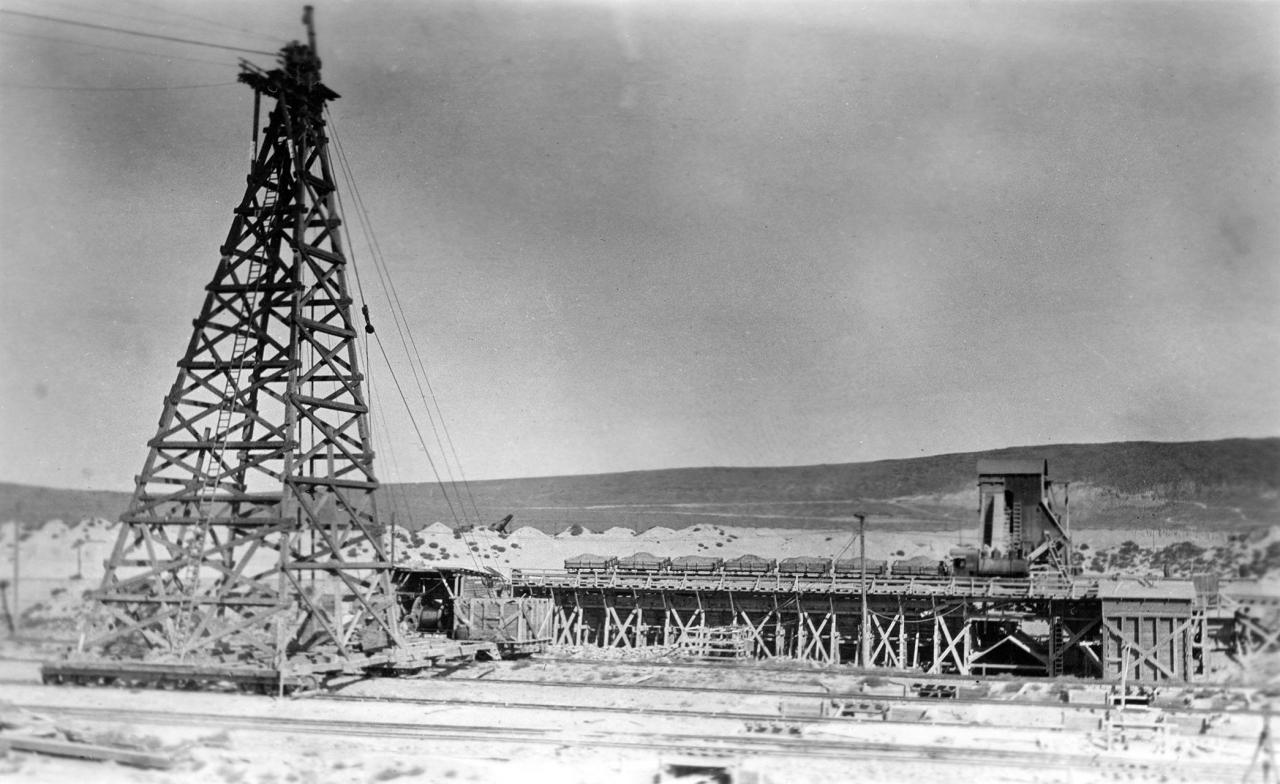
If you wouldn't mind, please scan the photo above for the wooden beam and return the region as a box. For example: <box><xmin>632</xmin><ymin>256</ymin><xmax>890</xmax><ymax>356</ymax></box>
<box><xmin>0</xmin><ymin>734</ymin><xmax>174</xmax><ymax>770</ymax></box>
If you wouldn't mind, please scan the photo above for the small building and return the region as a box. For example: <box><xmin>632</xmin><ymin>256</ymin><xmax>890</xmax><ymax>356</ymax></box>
<box><xmin>1098</xmin><ymin>579</ymin><xmax>1202</xmax><ymax>682</ymax></box>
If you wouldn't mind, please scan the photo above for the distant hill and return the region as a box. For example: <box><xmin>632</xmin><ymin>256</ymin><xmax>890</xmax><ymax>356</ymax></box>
<box><xmin>0</xmin><ymin>482</ymin><xmax>132</xmax><ymax>532</ymax></box>
<box><xmin>379</xmin><ymin>438</ymin><xmax>1280</xmax><ymax>533</ymax></box>
<box><xmin>3</xmin><ymin>438</ymin><xmax>1277</xmax><ymax>533</ymax></box>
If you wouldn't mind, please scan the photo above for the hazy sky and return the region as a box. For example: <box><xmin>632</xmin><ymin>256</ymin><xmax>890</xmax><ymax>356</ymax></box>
<box><xmin>1</xmin><ymin>0</ymin><xmax>1277</xmax><ymax>491</ymax></box>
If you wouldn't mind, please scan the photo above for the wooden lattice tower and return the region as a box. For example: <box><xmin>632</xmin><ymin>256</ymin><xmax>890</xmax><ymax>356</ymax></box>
<box><xmin>85</xmin><ymin>14</ymin><xmax>398</xmax><ymax>667</ymax></box>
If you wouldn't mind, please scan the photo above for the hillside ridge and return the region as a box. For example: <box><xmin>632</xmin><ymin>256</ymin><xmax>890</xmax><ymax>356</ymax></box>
<box><xmin>412</xmin><ymin>437</ymin><xmax>1279</xmax><ymax>503</ymax></box>
<box><xmin>3</xmin><ymin>438</ymin><xmax>1275</xmax><ymax>532</ymax></box>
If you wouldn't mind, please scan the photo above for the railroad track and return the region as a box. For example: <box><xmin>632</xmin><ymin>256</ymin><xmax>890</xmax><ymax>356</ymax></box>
<box><xmin>6</xmin><ymin>654</ymin><xmax>1263</xmax><ymax>724</ymax></box>
<box><xmin>397</xmin><ymin>672</ymin><xmax>1267</xmax><ymax>720</ymax></box>
<box><xmin>316</xmin><ymin>689</ymin><xmax>836</xmax><ymax>725</ymax></box>
<box><xmin>8</xmin><ymin>652</ymin><xmax>1265</xmax><ymax>723</ymax></box>
<box><xmin>317</xmin><ymin>682</ymin><xmax>1187</xmax><ymax>725</ymax></box>
<box><xmin>523</xmin><ymin>655</ymin><xmax>1265</xmax><ymax>699</ymax></box>
<box><xmin>10</xmin><ymin>700</ymin><xmax>1245</xmax><ymax>781</ymax></box>
<box><xmin>529</xmin><ymin>654</ymin><xmax>1009</xmax><ymax>681</ymax></box>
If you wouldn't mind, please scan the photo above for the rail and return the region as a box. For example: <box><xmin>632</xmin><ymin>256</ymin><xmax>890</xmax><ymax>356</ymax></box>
<box><xmin>510</xmin><ymin>569</ymin><xmax>1099</xmax><ymax>600</ymax></box>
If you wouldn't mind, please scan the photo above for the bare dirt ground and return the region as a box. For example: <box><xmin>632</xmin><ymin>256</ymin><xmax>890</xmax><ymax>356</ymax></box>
<box><xmin>0</xmin><ymin>653</ymin><xmax>1271</xmax><ymax>784</ymax></box>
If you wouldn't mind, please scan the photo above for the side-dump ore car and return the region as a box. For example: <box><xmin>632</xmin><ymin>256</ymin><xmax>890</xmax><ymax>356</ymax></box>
<box><xmin>834</xmin><ymin>557</ymin><xmax>888</xmax><ymax>577</ymax></box>
<box><xmin>723</xmin><ymin>554</ymin><xmax>777</xmax><ymax>575</ymax></box>
<box><xmin>564</xmin><ymin>553</ymin><xmax>618</xmax><ymax>573</ymax></box>
<box><xmin>778</xmin><ymin>556</ymin><xmax>834</xmax><ymax>577</ymax></box>
<box><xmin>616</xmin><ymin>552</ymin><xmax>671</xmax><ymax>573</ymax></box>
<box><xmin>670</xmin><ymin>555</ymin><xmax>724</xmax><ymax>574</ymax></box>
<box><xmin>890</xmin><ymin>555</ymin><xmax>945</xmax><ymax>576</ymax></box>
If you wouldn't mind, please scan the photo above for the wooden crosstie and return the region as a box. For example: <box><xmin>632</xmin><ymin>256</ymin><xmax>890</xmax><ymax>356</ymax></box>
<box><xmin>85</xmin><ymin>23</ymin><xmax>397</xmax><ymax>669</ymax></box>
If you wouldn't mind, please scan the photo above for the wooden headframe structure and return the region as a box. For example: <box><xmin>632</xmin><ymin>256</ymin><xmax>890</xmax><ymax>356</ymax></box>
<box><xmin>84</xmin><ymin>12</ymin><xmax>397</xmax><ymax>667</ymax></box>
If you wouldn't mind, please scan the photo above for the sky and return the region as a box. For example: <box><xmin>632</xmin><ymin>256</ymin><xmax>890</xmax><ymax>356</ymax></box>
<box><xmin>1</xmin><ymin>0</ymin><xmax>1277</xmax><ymax>492</ymax></box>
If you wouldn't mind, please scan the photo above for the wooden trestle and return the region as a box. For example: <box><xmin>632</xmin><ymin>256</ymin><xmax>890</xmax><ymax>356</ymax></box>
<box><xmin>511</xmin><ymin>571</ymin><xmax>1218</xmax><ymax>682</ymax></box>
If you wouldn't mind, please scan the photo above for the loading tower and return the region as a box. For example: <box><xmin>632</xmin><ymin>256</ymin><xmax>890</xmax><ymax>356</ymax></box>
<box><xmin>975</xmin><ymin>459</ymin><xmax>1073</xmax><ymax>574</ymax></box>
<box><xmin>78</xmin><ymin>9</ymin><xmax>402</xmax><ymax>677</ymax></box>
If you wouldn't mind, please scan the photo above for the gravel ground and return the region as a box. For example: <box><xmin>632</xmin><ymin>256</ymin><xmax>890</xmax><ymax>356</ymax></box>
<box><xmin>0</xmin><ymin>654</ymin><xmax>1267</xmax><ymax>784</ymax></box>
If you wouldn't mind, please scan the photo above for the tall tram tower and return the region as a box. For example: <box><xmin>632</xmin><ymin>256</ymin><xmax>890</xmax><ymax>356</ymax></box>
<box><xmin>83</xmin><ymin>10</ymin><xmax>398</xmax><ymax>672</ymax></box>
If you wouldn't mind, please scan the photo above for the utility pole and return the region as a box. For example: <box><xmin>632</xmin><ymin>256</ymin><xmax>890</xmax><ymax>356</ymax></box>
<box><xmin>1244</xmin><ymin>704</ymin><xmax>1275</xmax><ymax>784</ymax></box>
<box><xmin>11</xmin><ymin>519</ymin><xmax>19</xmax><ymax>634</ymax></box>
<box><xmin>857</xmin><ymin>513</ymin><xmax>868</xmax><ymax>669</ymax></box>
<box><xmin>1063</xmin><ymin>482</ymin><xmax>1071</xmax><ymax>575</ymax></box>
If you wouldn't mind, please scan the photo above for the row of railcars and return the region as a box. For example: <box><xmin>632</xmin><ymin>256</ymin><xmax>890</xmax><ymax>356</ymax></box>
<box><xmin>564</xmin><ymin>553</ymin><xmax>925</xmax><ymax>578</ymax></box>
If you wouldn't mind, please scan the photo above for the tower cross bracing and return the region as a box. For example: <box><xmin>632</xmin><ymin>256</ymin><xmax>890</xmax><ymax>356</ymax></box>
<box><xmin>86</xmin><ymin>31</ymin><xmax>397</xmax><ymax>668</ymax></box>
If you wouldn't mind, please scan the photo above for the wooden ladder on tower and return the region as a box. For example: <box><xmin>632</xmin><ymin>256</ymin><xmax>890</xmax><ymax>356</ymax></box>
<box><xmin>1009</xmin><ymin>503</ymin><xmax>1023</xmax><ymax>553</ymax></box>
<box><xmin>1048</xmin><ymin>615</ymin><xmax>1064</xmax><ymax>676</ymax></box>
<box><xmin>177</xmin><ymin>246</ymin><xmax>267</xmax><ymax>647</ymax></box>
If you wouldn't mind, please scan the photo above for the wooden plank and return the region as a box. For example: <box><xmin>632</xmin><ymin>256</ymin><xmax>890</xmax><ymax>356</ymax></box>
<box><xmin>283</xmin><ymin>562</ymin><xmax>393</xmax><ymax>571</ymax></box>
<box><xmin>89</xmin><ymin>593</ymin><xmax>279</xmax><ymax>606</ymax></box>
<box><xmin>119</xmin><ymin>516</ymin><xmax>291</xmax><ymax>527</ymax></box>
<box><xmin>147</xmin><ymin>440</ymin><xmax>292</xmax><ymax>451</ymax></box>
<box><xmin>136</xmin><ymin>491</ymin><xmax>282</xmax><ymax>504</ymax></box>
<box><xmin>294</xmin><ymin>316</ymin><xmax>356</xmax><ymax>339</ymax></box>
<box><xmin>288</xmin><ymin>393</ymin><xmax>367</xmax><ymax>415</ymax></box>
<box><xmin>206</xmin><ymin>283</ymin><xmax>293</xmax><ymax>295</ymax></box>
<box><xmin>1</xmin><ymin>734</ymin><xmax>174</xmax><ymax>770</ymax></box>
<box><xmin>287</xmin><ymin>475</ymin><xmax>378</xmax><ymax>491</ymax></box>
<box><xmin>178</xmin><ymin>358</ymin><xmax>294</xmax><ymax>369</ymax></box>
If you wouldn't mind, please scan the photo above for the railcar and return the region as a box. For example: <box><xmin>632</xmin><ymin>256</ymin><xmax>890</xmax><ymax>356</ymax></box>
<box><xmin>616</xmin><ymin>551</ymin><xmax>670</xmax><ymax>573</ymax></box>
<box><xmin>778</xmin><ymin>556</ymin><xmax>834</xmax><ymax>577</ymax></box>
<box><xmin>890</xmin><ymin>555</ymin><xmax>945</xmax><ymax>577</ymax></box>
<box><xmin>723</xmin><ymin>554</ymin><xmax>776</xmax><ymax>576</ymax></box>
<box><xmin>834</xmin><ymin>557</ymin><xmax>888</xmax><ymax>577</ymax></box>
<box><xmin>564</xmin><ymin>553</ymin><xmax>617</xmax><ymax>573</ymax></box>
<box><xmin>669</xmin><ymin>555</ymin><xmax>723</xmax><ymax>574</ymax></box>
